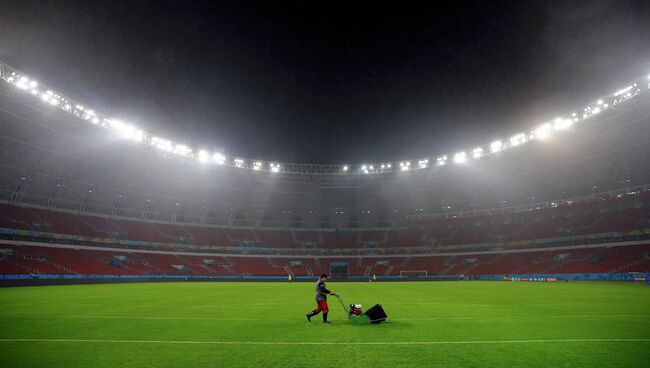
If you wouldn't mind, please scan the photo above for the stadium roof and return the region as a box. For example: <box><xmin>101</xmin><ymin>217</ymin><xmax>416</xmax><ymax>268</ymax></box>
<box><xmin>1</xmin><ymin>59</ymin><xmax>648</xmax><ymax>175</ymax></box>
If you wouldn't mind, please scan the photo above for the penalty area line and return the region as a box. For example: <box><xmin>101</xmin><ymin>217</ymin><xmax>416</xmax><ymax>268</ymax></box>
<box><xmin>0</xmin><ymin>338</ymin><xmax>648</xmax><ymax>346</ymax></box>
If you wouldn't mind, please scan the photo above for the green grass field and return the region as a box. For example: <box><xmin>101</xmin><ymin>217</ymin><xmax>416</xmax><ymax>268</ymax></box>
<box><xmin>0</xmin><ymin>281</ymin><xmax>648</xmax><ymax>367</ymax></box>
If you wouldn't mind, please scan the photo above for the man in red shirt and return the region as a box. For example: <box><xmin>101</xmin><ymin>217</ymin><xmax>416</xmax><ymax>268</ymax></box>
<box><xmin>306</xmin><ymin>274</ymin><xmax>336</xmax><ymax>323</ymax></box>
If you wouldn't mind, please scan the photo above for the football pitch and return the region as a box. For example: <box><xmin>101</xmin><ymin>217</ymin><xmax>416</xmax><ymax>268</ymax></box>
<box><xmin>0</xmin><ymin>281</ymin><xmax>648</xmax><ymax>367</ymax></box>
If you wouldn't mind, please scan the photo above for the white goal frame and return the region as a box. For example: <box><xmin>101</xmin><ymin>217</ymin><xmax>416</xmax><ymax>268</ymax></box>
<box><xmin>400</xmin><ymin>270</ymin><xmax>428</xmax><ymax>277</ymax></box>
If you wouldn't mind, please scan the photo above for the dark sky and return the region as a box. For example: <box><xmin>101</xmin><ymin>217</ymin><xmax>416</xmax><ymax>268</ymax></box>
<box><xmin>1</xmin><ymin>0</ymin><xmax>649</xmax><ymax>164</ymax></box>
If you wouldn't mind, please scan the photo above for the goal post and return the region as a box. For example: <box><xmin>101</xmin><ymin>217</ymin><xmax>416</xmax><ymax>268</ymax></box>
<box><xmin>399</xmin><ymin>270</ymin><xmax>428</xmax><ymax>278</ymax></box>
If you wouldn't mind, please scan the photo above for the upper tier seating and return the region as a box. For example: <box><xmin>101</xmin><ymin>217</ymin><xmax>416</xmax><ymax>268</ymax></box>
<box><xmin>0</xmin><ymin>191</ymin><xmax>647</xmax><ymax>251</ymax></box>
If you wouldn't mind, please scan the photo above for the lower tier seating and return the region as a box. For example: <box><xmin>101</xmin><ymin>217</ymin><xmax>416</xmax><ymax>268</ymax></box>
<box><xmin>1</xmin><ymin>243</ymin><xmax>648</xmax><ymax>276</ymax></box>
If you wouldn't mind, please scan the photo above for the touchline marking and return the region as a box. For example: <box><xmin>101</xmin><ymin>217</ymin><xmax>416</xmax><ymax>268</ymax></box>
<box><xmin>392</xmin><ymin>314</ymin><xmax>650</xmax><ymax>321</ymax></box>
<box><xmin>72</xmin><ymin>315</ymin><xmax>260</xmax><ymax>321</ymax></box>
<box><xmin>0</xmin><ymin>338</ymin><xmax>648</xmax><ymax>346</ymax></box>
<box><xmin>159</xmin><ymin>303</ymin><xmax>282</xmax><ymax>308</ymax></box>
<box><xmin>0</xmin><ymin>303</ymin><xmax>280</xmax><ymax>308</ymax></box>
<box><xmin>66</xmin><ymin>314</ymin><xmax>649</xmax><ymax>322</ymax></box>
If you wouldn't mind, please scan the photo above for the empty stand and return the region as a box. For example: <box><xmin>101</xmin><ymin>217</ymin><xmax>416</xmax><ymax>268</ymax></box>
<box><xmin>0</xmin><ymin>243</ymin><xmax>648</xmax><ymax>276</ymax></box>
<box><xmin>0</xmin><ymin>192</ymin><xmax>648</xmax><ymax>250</ymax></box>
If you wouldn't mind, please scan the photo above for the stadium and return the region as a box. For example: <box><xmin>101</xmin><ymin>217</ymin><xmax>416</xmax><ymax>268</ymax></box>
<box><xmin>1</xmin><ymin>2</ymin><xmax>649</xmax><ymax>367</ymax></box>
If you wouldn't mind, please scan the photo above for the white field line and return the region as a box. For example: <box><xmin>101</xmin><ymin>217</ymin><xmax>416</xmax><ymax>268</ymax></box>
<box><xmin>393</xmin><ymin>315</ymin><xmax>649</xmax><ymax>320</ymax></box>
<box><xmin>0</xmin><ymin>303</ymin><xmax>281</xmax><ymax>308</ymax></box>
<box><xmin>49</xmin><ymin>314</ymin><xmax>650</xmax><ymax>322</ymax></box>
<box><xmin>0</xmin><ymin>338</ymin><xmax>648</xmax><ymax>345</ymax></box>
<box><xmin>72</xmin><ymin>315</ymin><xmax>260</xmax><ymax>321</ymax></box>
<box><xmin>381</xmin><ymin>302</ymin><xmax>649</xmax><ymax>307</ymax></box>
<box><xmin>2</xmin><ymin>309</ymin><xmax>647</xmax><ymax>321</ymax></box>
<box><xmin>1</xmin><ymin>302</ymin><xmax>645</xmax><ymax>309</ymax></box>
<box><xmin>65</xmin><ymin>314</ymin><xmax>650</xmax><ymax>321</ymax></box>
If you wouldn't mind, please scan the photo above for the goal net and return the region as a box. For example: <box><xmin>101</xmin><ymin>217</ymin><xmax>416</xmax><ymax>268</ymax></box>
<box><xmin>399</xmin><ymin>270</ymin><xmax>428</xmax><ymax>278</ymax></box>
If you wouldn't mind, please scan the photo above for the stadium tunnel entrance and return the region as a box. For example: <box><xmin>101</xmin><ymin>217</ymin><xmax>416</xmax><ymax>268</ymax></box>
<box><xmin>329</xmin><ymin>262</ymin><xmax>349</xmax><ymax>279</ymax></box>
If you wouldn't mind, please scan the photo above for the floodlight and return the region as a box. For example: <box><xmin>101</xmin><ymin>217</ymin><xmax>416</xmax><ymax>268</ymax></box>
<box><xmin>152</xmin><ymin>137</ymin><xmax>173</xmax><ymax>151</ymax></box>
<box><xmin>490</xmin><ymin>140</ymin><xmax>503</xmax><ymax>153</ymax></box>
<box><xmin>597</xmin><ymin>99</ymin><xmax>603</xmax><ymax>105</ymax></box>
<box><xmin>113</xmin><ymin>120</ymin><xmax>144</xmax><ymax>141</ymax></box>
<box><xmin>509</xmin><ymin>133</ymin><xmax>526</xmax><ymax>147</ymax></box>
<box><xmin>197</xmin><ymin>150</ymin><xmax>210</xmax><ymax>163</ymax></box>
<box><xmin>173</xmin><ymin>144</ymin><xmax>191</xmax><ymax>156</ymax></box>
<box><xmin>342</xmin><ymin>165</ymin><xmax>349</xmax><ymax>172</ymax></box>
<box><xmin>109</xmin><ymin>120</ymin><xmax>144</xmax><ymax>142</ymax></box>
<box><xmin>614</xmin><ymin>85</ymin><xmax>633</xmax><ymax>96</ymax></box>
<box><xmin>533</xmin><ymin>123</ymin><xmax>552</xmax><ymax>140</ymax></box>
<box><xmin>453</xmin><ymin>151</ymin><xmax>466</xmax><ymax>164</ymax></box>
<box><xmin>553</xmin><ymin>117</ymin><xmax>573</xmax><ymax>130</ymax></box>
<box><xmin>213</xmin><ymin>153</ymin><xmax>226</xmax><ymax>165</ymax></box>
<box><xmin>108</xmin><ymin>119</ymin><xmax>125</xmax><ymax>130</ymax></box>
<box><xmin>16</xmin><ymin>77</ymin><xmax>29</xmax><ymax>89</ymax></box>
<box><xmin>472</xmin><ymin>147</ymin><xmax>483</xmax><ymax>158</ymax></box>
<box><xmin>127</xmin><ymin>128</ymin><xmax>143</xmax><ymax>141</ymax></box>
